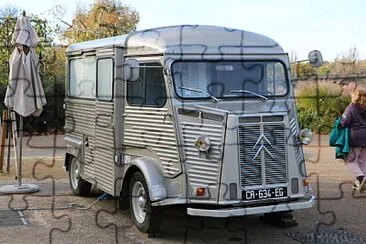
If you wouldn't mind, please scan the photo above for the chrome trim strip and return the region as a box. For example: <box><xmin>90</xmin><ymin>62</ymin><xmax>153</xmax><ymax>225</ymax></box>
<box><xmin>151</xmin><ymin>198</ymin><xmax>187</xmax><ymax>206</ymax></box>
<box><xmin>187</xmin><ymin>195</ymin><xmax>314</xmax><ymax>217</ymax></box>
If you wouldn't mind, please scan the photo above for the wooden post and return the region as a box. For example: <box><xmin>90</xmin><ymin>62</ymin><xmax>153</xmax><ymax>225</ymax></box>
<box><xmin>0</xmin><ymin>111</ymin><xmax>7</xmax><ymax>172</ymax></box>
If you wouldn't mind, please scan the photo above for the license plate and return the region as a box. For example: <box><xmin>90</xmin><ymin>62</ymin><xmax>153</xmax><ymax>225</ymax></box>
<box><xmin>243</xmin><ymin>187</ymin><xmax>287</xmax><ymax>200</ymax></box>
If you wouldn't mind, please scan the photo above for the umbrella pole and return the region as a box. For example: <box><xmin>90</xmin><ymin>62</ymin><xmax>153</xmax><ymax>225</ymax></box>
<box><xmin>10</xmin><ymin>112</ymin><xmax>18</xmax><ymax>176</ymax></box>
<box><xmin>0</xmin><ymin>113</ymin><xmax>39</xmax><ymax>194</ymax></box>
<box><xmin>17</xmin><ymin>115</ymin><xmax>23</xmax><ymax>186</ymax></box>
<box><xmin>6</xmin><ymin>108</ymin><xmax>12</xmax><ymax>173</ymax></box>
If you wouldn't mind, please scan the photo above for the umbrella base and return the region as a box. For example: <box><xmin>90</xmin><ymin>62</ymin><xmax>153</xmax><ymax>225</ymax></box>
<box><xmin>0</xmin><ymin>184</ymin><xmax>40</xmax><ymax>194</ymax></box>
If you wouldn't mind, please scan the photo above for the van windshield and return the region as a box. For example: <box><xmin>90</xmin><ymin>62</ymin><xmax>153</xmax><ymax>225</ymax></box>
<box><xmin>172</xmin><ymin>61</ymin><xmax>288</xmax><ymax>100</ymax></box>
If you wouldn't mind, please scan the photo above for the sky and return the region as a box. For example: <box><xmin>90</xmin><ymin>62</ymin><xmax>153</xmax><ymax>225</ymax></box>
<box><xmin>1</xmin><ymin>0</ymin><xmax>365</xmax><ymax>61</ymax></box>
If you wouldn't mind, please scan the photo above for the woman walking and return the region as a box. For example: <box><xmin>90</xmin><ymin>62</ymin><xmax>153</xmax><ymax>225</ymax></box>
<box><xmin>341</xmin><ymin>89</ymin><xmax>366</xmax><ymax>192</ymax></box>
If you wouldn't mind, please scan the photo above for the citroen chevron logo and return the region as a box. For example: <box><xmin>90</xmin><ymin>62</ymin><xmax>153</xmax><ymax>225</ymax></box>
<box><xmin>252</xmin><ymin>133</ymin><xmax>275</xmax><ymax>160</ymax></box>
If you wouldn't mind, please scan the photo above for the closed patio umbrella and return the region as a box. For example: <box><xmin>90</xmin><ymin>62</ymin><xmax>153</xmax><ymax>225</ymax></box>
<box><xmin>0</xmin><ymin>12</ymin><xmax>46</xmax><ymax>193</ymax></box>
<box><xmin>5</xmin><ymin>14</ymin><xmax>46</xmax><ymax>117</ymax></box>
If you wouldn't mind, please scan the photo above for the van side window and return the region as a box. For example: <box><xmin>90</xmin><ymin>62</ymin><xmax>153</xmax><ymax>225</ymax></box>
<box><xmin>127</xmin><ymin>63</ymin><xmax>166</xmax><ymax>107</ymax></box>
<box><xmin>97</xmin><ymin>58</ymin><xmax>113</xmax><ymax>100</ymax></box>
<box><xmin>69</xmin><ymin>56</ymin><xmax>96</xmax><ymax>98</ymax></box>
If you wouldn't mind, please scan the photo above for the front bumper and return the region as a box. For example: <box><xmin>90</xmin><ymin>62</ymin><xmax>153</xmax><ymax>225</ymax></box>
<box><xmin>187</xmin><ymin>195</ymin><xmax>315</xmax><ymax>217</ymax></box>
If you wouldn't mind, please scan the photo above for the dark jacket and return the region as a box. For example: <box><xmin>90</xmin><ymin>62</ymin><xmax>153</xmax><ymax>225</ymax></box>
<box><xmin>329</xmin><ymin>117</ymin><xmax>350</xmax><ymax>159</ymax></box>
<box><xmin>340</xmin><ymin>103</ymin><xmax>366</xmax><ymax>147</ymax></box>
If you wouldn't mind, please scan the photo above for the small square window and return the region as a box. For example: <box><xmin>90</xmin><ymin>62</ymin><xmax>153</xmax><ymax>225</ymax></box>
<box><xmin>97</xmin><ymin>59</ymin><xmax>113</xmax><ymax>100</ymax></box>
<box><xmin>127</xmin><ymin>63</ymin><xmax>166</xmax><ymax>107</ymax></box>
<box><xmin>69</xmin><ymin>56</ymin><xmax>96</xmax><ymax>98</ymax></box>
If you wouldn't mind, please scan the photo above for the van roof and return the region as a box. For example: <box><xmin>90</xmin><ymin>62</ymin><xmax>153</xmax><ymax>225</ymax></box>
<box><xmin>66</xmin><ymin>25</ymin><xmax>283</xmax><ymax>55</ymax></box>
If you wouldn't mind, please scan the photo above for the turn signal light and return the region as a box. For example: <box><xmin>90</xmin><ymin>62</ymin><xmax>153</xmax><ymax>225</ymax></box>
<box><xmin>303</xmin><ymin>179</ymin><xmax>309</xmax><ymax>186</ymax></box>
<box><xmin>196</xmin><ymin>187</ymin><xmax>206</xmax><ymax>196</ymax></box>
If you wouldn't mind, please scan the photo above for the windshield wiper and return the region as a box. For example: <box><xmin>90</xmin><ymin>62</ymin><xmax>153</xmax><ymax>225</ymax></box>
<box><xmin>228</xmin><ymin>89</ymin><xmax>268</xmax><ymax>101</ymax></box>
<box><xmin>178</xmin><ymin>87</ymin><xmax>221</xmax><ymax>103</ymax></box>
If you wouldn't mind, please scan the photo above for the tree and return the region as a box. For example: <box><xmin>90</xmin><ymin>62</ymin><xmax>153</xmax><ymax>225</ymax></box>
<box><xmin>62</xmin><ymin>0</ymin><xmax>139</xmax><ymax>43</ymax></box>
<box><xmin>316</xmin><ymin>61</ymin><xmax>333</xmax><ymax>76</ymax></box>
<box><xmin>0</xmin><ymin>6</ymin><xmax>54</xmax><ymax>84</ymax></box>
<box><xmin>289</xmin><ymin>50</ymin><xmax>297</xmax><ymax>64</ymax></box>
<box><xmin>291</xmin><ymin>62</ymin><xmax>317</xmax><ymax>79</ymax></box>
<box><xmin>333</xmin><ymin>46</ymin><xmax>360</xmax><ymax>74</ymax></box>
<box><xmin>0</xmin><ymin>6</ymin><xmax>66</xmax><ymax>133</ymax></box>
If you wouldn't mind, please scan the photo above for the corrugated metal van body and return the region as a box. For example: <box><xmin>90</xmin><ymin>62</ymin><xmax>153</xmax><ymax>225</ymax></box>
<box><xmin>64</xmin><ymin>26</ymin><xmax>313</xmax><ymax>216</ymax></box>
<box><xmin>175</xmin><ymin>108</ymin><xmax>226</xmax><ymax>203</ymax></box>
<box><xmin>64</xmin><ymin>99</ymin><xmax>96</xmax><ymax>180</ymax></box>
<box><xmin>64</xmin><ymin>99</ymin><xmax>116</xmax><ymax>194</ymax></box>
<box><xmin>123</xmin><ymin>106</ymin><xmax>182</xmax><ymax>178</ymax></box>
<box><xmin>94</xmin><ymin>101</ymin><xmax>115</xmax><ymax>193</ymax></box>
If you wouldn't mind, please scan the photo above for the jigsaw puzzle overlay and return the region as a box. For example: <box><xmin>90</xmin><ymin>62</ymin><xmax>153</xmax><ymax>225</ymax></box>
<box><xmin>0</xmin><ymin>23</ymin><xmax>365</xmax><ymax>244</ymax></box>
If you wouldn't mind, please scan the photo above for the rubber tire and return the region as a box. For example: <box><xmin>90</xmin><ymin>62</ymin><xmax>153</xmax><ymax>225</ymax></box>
<box><xmin>68</xmin><ymin>157</ymin><xmax>91</xmax><ymax>196</ymax></box>
<box><xmin>129</xmin><ymin>171</ymin><xmax>164</xmax><ymax>233</ymax></box>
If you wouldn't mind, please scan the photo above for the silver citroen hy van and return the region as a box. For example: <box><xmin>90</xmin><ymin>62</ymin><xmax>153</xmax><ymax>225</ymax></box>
<box><xmin>64</xmin><ymin>25</ymin><xmax>320</xmax><ymax>233</ymax></box>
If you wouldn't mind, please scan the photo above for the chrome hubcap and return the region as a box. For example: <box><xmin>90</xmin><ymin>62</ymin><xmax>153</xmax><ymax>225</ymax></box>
<box><xmin>132</xmin><ymin>181</ymin><xmax>147</xmax><ymax>223</ymax></box>
<box><xmin>70</xmin><ymin>159</ymin><xmax>80</xmax><ymax>189</ymax></box>
<box><xmin>138</xmin><ymin>195</ymin><xmax>146</xmax><ymax>208</ymax></box>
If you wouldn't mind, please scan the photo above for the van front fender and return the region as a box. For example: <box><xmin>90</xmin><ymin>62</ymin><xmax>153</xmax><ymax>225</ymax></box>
<box><xmin>130</xmin><ymin>158</ymin><xmax>167</xmax><ymax>201</ymax></box>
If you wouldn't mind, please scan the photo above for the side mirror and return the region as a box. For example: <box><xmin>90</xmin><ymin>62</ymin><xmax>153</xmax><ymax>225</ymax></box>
<box><xmin>308</xmin><ymin>50</ymin><xmax>323</xmax><ymax>67</ymax></box>
<box><xmin>123</xmin><ymin>59</ymin><xmax>139</xmax><ymax>81</ymax></box>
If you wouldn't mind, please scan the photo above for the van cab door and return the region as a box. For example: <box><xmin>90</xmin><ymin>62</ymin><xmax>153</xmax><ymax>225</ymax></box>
<box><xmin>123</xmin><ymin>58</ymin><xmax>182</xmax><ymax>178</ymax></box>
<box><xmin>94</xmin><ymin>48</ymin><xmax>116</xmax><ymax>194</ymax></box>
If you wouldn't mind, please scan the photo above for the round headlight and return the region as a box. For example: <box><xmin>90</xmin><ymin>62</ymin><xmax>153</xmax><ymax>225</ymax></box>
<box><xmin>194</xmin><ymin>135</ymin><xmax>211</xmax><ymax>152</ymax></box>
<box><xmin>299</xmin><ymin>129</ymin><xmax>313</xmax><ymax>145</ymax></box>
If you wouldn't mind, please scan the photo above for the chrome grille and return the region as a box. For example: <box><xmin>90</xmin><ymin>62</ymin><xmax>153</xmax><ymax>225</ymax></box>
<box><xmin>238</xmin><ymin>125</ymin><xmax>262</xmax><ymax>186</ymax></box>
<box><xmin>263</xmin><ymin>124</ymin><xmax>287</xmax><ymax>185</ymax></box>
<box><xmin>239</xmin><ymin>117</ymin><xmax>288</xmax><ymax>188</ymax></box>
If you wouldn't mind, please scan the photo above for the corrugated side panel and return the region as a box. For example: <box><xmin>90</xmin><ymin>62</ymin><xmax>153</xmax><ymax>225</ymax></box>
<box><xmin>65</xmin><ymin>99</ymin><xmax>96</xmax><ymax>179</ymax></box>
<box><xmin>181</xmin><ymin>122</ymin><xmax>224</xmax><ymax>186</ymax></box>
<box><xmin>124</xmin><ymin>106</ymin><xmax>181</xmax><ymax>177</ymax></box>
<box><xmin>289</xmin><ymin>107</ymin><xmax>305</xmax><ymax>174</ymax></box>
<box><xmin>95</xmin><ymin>101</ymin><xmax>115</xmax><ymax>193</ymax></box>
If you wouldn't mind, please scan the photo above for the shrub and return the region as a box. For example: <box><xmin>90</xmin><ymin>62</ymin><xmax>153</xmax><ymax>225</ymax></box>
<box><xmin>23</xmin><ymin>74</ymin><xmax>65</xmax><ymax>134</ymax></box>
<box><xmin>295</xmin><ymin>80</ymin><xmax>352</xmax><ymax>134</ymax></box>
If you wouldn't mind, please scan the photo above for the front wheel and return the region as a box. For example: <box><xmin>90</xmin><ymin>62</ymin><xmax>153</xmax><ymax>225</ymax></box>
<box><xmin>68</xmin><ymin>157</ymin><xmax>91</xmax><ymax>196</ymax></box>
<box><xmin>129</xmin><ymin>172</ymin><xmax>164</xmax><ymax>233</ymax></box>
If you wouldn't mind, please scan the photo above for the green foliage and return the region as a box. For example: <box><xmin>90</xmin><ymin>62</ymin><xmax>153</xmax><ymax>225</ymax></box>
<box><xmin>295</xmin><ymin>80</ymin><xmax>351</xmax><ymax>134</ymax></box>
<box><xmin>316</xmin><ymin>61</ymin><xmax>333</xmax><ymax>76</ymax></box>
<box><xmin>0</xmin><ymin>16</ymin><xmax>17</xmax><ymax>84</ymax></box>
<box><xmin>0</xmin><ymin>13</ymin><xmax>54</xmax><ymax>84</ymax></box>
<box><xmin>23</xmin><ymin>74</ymin><xmax>65</xmax><ymax>134</ymax></box>
<box><xmin>291</xmin><ymin>62</ymin><xmax>317</xmax><ymax>78</ymax></box>
<box><xmin>0</xmin><ymin>9</ymin><xmax>65</xmax><ymax>133</ymax></box>
<box><xmin>291</xmin><ymin>47</ymin><xmax>366</xmax><ymax>77</ymax></box>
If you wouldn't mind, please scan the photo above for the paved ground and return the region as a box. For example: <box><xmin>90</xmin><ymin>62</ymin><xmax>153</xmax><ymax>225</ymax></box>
<box><xmin>0</xmin><ymin>134</ymin><xmax>365</xmax><ymax>243</ymax></box>
<box><xmin>3</xmin><ymin>134</ymin><xmax>65</xmax><ymax>160</ymax></box>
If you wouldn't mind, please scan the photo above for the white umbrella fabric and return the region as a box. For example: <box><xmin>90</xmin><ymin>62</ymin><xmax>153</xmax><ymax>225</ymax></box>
<box><xmin>5</xmin><ymin>15</ymin><xmax>46</xmax><ymax>116</ymax></box>
<box><xmin>0</xmin><ymin>13</ymin><xmax>46</xmax><ymax>193</ymax></box>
